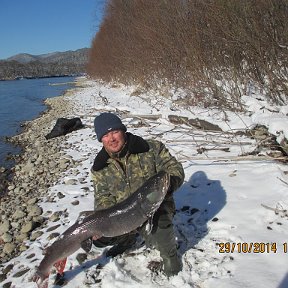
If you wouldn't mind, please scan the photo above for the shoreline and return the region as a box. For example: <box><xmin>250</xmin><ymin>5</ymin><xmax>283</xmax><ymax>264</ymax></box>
<box><xmin>0</xmin><ymin>77</ymin><xmax>85</xmax><ymax>263</ymax></box>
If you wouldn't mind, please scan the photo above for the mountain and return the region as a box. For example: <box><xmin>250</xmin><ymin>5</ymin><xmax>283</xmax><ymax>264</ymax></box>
<box><xmin>0</xmin><ymin>48</ymin><xmax>90</xmax><ymax>80</ymax></box>
<box><xmin>6</xmin><ymin>53</ymin><xmax>40</xmax><ymax>64</ymax></box>
<box><xmin>6</xmin><ymin>48</ymin><xmax>89</xmax><ymax>64</ymax></box>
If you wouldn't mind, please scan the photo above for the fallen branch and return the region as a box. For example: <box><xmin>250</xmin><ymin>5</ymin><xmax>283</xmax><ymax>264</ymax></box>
<box><xmin>277</xmin><ymin>177</ymin><xmax>288</xmax><ymax>186</ymax></box>
<box><xmin>261</xmin><ymin>204</ymin><xmax>280</xmax><ymax>212</ymax></box>
<box><xmin>261</xmin><ymin>204</ymin><xmax>288</xmax><ymax>217</ymax></box>
<box><xmin>197</xmin><ymin>147</ymin><xmax>230</xmax><ymax>153</ymax></box>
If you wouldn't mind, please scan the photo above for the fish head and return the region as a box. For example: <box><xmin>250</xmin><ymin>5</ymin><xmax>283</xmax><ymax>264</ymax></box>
<box><xmin>141</xmin><ymin>171</ymin><xmax>170</xmax><ymax>216</ymax></box>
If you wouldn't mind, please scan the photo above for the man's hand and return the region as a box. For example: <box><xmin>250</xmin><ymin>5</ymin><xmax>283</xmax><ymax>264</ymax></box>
<box><xmin>167</xmin><ymin>175</ymin><xmax>181</xmax><ymax>195</ymax></box>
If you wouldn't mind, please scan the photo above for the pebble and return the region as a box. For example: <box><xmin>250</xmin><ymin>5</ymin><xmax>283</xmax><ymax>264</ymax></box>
<box><xmin>3</xmin><ymin>243</ymin><xmax>16</xmax><ymax>254</ymax></box>
<box><xmin>15</xmin><ymin>233</ymin><xmax>29</xmax><ymax>242</ymax></box>
<box><xmin>20</xmin><ymin>222</ymin><xmax>34</xmax><ymax>233</ymax></box>
<box><xmin>1</xmin><ymin>233</ymin><xmax>13</xmax><ymax>243</ymax></box>
<box><xmin>12</xmin><ymin>210</ymin><xmax>26</xmax><ymax>220</ymax></box>
<box><xmin>71</xmin><ymin>200</ymin><xmax>80</xmax><ymax>206</ymax></box>
<box><xmin>27</xmin><ymin>205</ymin><xmax>43</xmax><ymax>217</ymax></box>
<box><xmin>65</xmin><ymin>179</ymin><xmax>78</xmax><ymax>185</ymax></box>
<box><xmin>30</xmin><ymin>231</ymin><xmax>44</xmax><ymax>241</ymax></box>
<box><xmin>0</xmin><ymin>220</ymin><xmax>10</xmax><ymax>235</ymax></box>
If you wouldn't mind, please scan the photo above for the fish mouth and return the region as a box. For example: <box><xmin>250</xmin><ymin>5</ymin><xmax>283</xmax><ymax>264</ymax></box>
<box><xmin>32</xmin><ymin>269</ymin><xmax>48</xmax><ymax>284</ymax></box>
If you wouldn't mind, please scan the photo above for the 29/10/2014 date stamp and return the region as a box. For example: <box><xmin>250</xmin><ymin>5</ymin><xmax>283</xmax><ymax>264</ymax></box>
<box><xmin>217</xmin><ymin>242</ymin><xmax>288</xmax><ymax>253</ymax></box>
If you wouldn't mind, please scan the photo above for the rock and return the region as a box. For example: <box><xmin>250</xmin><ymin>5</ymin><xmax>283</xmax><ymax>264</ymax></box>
<box><xmin>27</xmin><ymin>198</ymin><xmax>38</xmax><ymax>205</ymax></box>
<box><xmin>46</xmin><ymin>224</ymin><xmax>61</xmax><ymax>232</ymax></box>
<box><xmin>26</xmin><ymin>253</ymin><xmax>35</xmax><ymax>259</ymax></box>
<box><xmin>71</xmin><ymin>200</ymin><xmax>79</xmax><ymax>206</ymax></box>
<box><xmin>57</xmin><ymin>192</ymin><xmax>65</xmax><ymax>199</ymax></box>
<box><xmin>13</xmin><ymin>268</ymin><xmax>30</xmax><ymax>278</ymax></box>
<box><xmin>3</xmin><ymin>243</ymin><xmax>16</xmax><ymax>254</ymax></box>
<box><xmin>12</xmin><ymin>210</ymin><xmax>26</xmax><ymax>220</ymax></box>
<box><xmin>0</xmin><ymin>220</ymin><xmax>10</xmax><ymax>235</ymax></box>
<box><xmin>10</xmin><ymin>222</ymin><xmax>20</xmax><ymax>229</ymax></box>
<box><xmin>15</xmin><ymin>233</ymin><xmax>29</xmax><ymax>242</ymax></box>
<box><xmin>1</xmin><ymin>233</ymin><xmax>13</xmax><ymax>243</ymax></box>
<box><xmin>32</xmin><ymin>216</ymin><xmax>45</xmax><ymax>225</ymax></box>
<box><xmin>280</xmin><ymin>138</ymin><xmax>288</xmax><ymax>156</ymax></box>
<box><xmin>47</xmin><ymin>232</ymin><xmax>60</xmax><ymax>240</ymax></box>
<box><xmin>76</xmin><ymin>253</ymin><xmax>87</xmax><ymax>265</ymax></box>
<box><xmin>20</xmin><ymin>221</ymin><xmax>34</xmax><ymax>233</ymax></box>
<box><xmin>19</xmin><ymin>244</ymin><xmax>28</xmax><ymax>252</ymax></box>
<box><xmin>49</xmin><ymin>212</ymin><xmax>61</xmax><ymax>222</ymax></box>
<box><xmin>22</xmin><ymin>162</ymin><xmax>35</xmax><ymax>174</ymax></box>
<box><xmin>48</xmin><ymin>161</ymin><xmax>57</xmax><ymax>169</ymax></box>
<box><xmin>2</xmin><ymin>264</ymin><xmax>14</xmax><ymax>275</ymax></box>
<box><xmin>30</xmin><ymin>230</ymin><xmax>44</xmax><ymax>241</ymax></box>
<box><xmin>27</xmin><ymin>205</ymin><xmax>43</xmax><ymax>217</ymax></box>
<box><xmin>0</xmin><ymin>273</ymin><xmax>7</xmax><ymax>282</ymax></box>
<box><xmin>7</xmin><ymin>184</ymin><xmax>15</xmax><ymax>191</ymax></box>
<box><xmin>65</xmin><ymin>179</ymin><xmax>77</xmax><ymax>185</ymax></box>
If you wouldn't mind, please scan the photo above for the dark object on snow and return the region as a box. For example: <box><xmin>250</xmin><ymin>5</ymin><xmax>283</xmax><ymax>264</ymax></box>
<box><xmin>45</xmin><ymin>118</ymin><xmax>84</xmax><ymax>140</ymax></box>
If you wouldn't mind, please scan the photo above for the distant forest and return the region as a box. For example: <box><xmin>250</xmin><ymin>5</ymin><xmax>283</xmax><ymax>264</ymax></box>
<box><xmin>87</xmin><ymin>0</ymin><xmax>288</xmax><ymax>109</ymax></box>
<box><xmin>0</xmin><ymin>48</ymin><xmax>89</xmax><ymax>80</ymax></box>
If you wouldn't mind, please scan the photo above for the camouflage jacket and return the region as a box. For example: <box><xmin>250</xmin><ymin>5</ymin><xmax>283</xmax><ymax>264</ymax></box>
<box><xmin>91</xmin><ymin>132</ymin><xmax>184</xmax><ymax>211</ymax></box>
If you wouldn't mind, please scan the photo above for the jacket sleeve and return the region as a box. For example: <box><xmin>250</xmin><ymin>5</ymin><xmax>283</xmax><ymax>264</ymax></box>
<box><xmin>152</xmin><ymin>140</ymin><xmax>185</xmax><ymax>193</ymax></box>
<box><xmin>91</xmin><ymin>168</ymin><xmax>116</xmax><ymax>210</ymax></box>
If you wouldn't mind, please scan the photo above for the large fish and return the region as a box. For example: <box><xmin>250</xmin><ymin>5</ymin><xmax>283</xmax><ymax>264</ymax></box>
<box><xmin>33</xmin><ymin>171</ymin><xmax>170</xmax><ymax>286</ymax></box>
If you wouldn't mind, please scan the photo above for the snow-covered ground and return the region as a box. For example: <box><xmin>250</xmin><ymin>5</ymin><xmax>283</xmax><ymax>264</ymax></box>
<box><xmin>2</xmin><ymin>77</ymin><xmax>288</xmax><ymax>288</ymax></box>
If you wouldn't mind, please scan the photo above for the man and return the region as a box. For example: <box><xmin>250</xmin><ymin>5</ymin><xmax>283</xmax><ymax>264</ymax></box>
<box><xmin>91</xmin><ymin>112</ymin><xmax>185</xmax><ymax>277</ymax></box>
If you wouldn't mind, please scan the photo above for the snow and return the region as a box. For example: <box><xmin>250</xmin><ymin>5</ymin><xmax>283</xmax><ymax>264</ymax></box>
<box><xmin>2</xmin><ymin>77</ymin><xmax>288</xmax><ymax>288</ymax></box>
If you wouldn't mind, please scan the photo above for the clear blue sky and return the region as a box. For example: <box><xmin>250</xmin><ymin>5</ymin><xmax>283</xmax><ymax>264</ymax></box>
<box><xmin>0</xmin><ymin>0</ymin><xmax>106</xmax><ymax>59</ymax></box>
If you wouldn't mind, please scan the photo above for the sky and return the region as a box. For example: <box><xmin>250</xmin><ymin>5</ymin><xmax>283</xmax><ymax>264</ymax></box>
<box><xmin>0</xmin><ymin>0</ymin><xmax>106</xmax><ymax>60</ymax></box>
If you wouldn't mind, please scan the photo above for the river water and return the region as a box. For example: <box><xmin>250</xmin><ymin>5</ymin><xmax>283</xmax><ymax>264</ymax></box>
<box><xmin>0</xmin><ymin>76</ymin><xmax>76</xmax><ymax>168</ymax></box>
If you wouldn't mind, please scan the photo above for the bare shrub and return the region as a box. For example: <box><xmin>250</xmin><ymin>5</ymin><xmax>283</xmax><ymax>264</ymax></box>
<box><xmin>87</xmin><ymin>0</ymin><xmax>288</xmax><ymax>109</ymax></box>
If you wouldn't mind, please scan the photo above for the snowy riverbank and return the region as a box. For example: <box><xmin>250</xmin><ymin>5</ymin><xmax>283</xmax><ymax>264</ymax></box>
<box><xmin>1</xmin><ymin>77</ymin><xmax>288</xmax><ymax>288</ymax></box>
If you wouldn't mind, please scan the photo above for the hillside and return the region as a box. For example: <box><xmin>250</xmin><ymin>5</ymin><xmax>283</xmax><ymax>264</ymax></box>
<box><xmin>0</xmin><ymin>48</ymin><xmax>89</xmax><ymax>80</ymax></box>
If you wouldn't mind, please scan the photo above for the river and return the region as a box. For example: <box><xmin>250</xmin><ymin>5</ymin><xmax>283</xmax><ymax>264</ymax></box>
<box><xmin>0</xmin><ymin>76</ymin><xmax>76</xmax><ymax>168</ymax></box>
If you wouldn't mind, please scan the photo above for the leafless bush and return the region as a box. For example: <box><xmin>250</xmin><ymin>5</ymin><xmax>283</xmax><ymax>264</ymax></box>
<box><xmin>87</xmin><ymin>0</ymin><xmax>288</xmax><ymax>109</ymax></box>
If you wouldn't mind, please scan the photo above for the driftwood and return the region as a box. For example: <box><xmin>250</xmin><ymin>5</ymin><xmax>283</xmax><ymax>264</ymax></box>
<box><xmin>124</xmin><ymin>113</ymin><xmax>162</xmax><ymax>121</ymax></box>
<box><xmin>168</xmin><ymin>115</ymin><xmax>222</xmax><ymax>131</ymax></box>
<box><xmin>176</xmin><ymin>154</ymin><xmax>288</xmax><ymax>163</ymax></box>
<box><xmin>165</xmin><ymin>139</ymin><xmax>253</xmax><ymax>146</ymax></box>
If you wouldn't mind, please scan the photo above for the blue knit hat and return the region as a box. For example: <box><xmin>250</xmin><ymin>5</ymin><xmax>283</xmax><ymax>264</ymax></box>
<box><xmin>94</xmin><ymin>112</ymin><xmax>127</xmax><ymax>141</ymax></box>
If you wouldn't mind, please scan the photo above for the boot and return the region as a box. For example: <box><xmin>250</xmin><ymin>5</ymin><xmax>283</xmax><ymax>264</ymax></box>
<box><xmin>141</xmin><ymin>221</ymin><xmax>182</xmax><ymax>276</ymax></box>
<box><xmin>162</xmin><ymin>251</ymin><xmax>182</xmax><ymax>277</ymax></box>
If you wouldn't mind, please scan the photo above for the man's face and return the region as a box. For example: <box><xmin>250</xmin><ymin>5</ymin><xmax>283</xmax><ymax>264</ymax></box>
<box><xmin>101</xmin><ymin>130</ymin><xmax>126</xmax><ymax>154</ymax></box>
